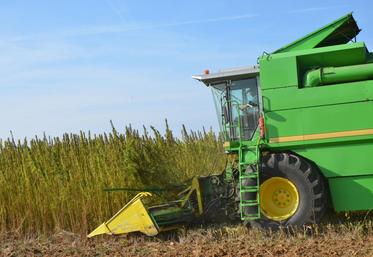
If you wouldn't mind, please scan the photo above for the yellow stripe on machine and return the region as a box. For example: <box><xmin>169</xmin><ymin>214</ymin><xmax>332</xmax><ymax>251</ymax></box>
<box><xmin>269</xmin><ymin>128</ymin><xmax>373</xmax><ymax>144</ymax></box>
<box><xmin>87</xmin><ymin>192</ymin><xmax>158</xmax><ymax>238</ymax></box>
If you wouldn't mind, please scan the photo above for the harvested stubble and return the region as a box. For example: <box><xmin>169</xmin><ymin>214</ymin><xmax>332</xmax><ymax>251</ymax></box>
<box><xmin>1</xmin><ymin>222</ymin><xmax>373</xmax><ymax>257</ymax></box>
<box><xmin>0</xmin><ymin>123</ymin><xmax>225</xmax><ymax>235</ymax></box>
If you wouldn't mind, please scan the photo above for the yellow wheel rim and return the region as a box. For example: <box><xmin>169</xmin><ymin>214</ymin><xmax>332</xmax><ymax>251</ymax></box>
<box><xmin>260</xmin><ymin>177</ymin><xmax>299</xmax><ymax>221</ymax></box>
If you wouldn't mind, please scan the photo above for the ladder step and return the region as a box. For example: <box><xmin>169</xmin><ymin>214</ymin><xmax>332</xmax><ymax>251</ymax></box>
<box><xmin>242</xmin><ymin>199</ymin><xmax>258</xmax><ymax>203</ymax></box>
<box><xmin>239</xmin><ymin>162</ymin><xmax>258</xmax><ymax>165</ymax></box>
<box><xmin>242</xmin><ymin>215</ymin><xmax>261</xmax><ymax>220</ymax></box>
<box><xmin>240</xmin><ymin>174</ymin><xmax>259</xmax><ymax>179</ymax></box>
<box><xmin>241</xmin><ymin>203</ymin><xmax>259</xmax><ymax>207</ymax></box>
<box><xmin>240</xmin><ymin>187</ymin><xmax>259</xmax><ymax>193</ymax></box>
<box><xmin>239</xmin><ymin>170</ymin><xmax>258</xmax><ymax>173</ymax></box>
<box><xmin>240</xmin><ymin>189</ymin><xmax>259</xmax><ymax>193</ymax></box>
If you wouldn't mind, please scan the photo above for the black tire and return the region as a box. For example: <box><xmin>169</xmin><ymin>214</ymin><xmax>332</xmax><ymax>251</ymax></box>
<box><xmin>249</xmin><ymin>152</ymin><xmax>327</xmax><ymax>230</ymax></box>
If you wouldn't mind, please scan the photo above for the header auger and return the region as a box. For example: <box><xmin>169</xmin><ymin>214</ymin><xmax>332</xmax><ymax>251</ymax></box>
<box><xmin>89</xmin><ymin>13</ymin><xmax>373</xmax><ymax>237</ymax></box>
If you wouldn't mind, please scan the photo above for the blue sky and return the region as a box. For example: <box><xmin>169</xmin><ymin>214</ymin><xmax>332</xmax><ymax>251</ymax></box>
<box><xmin>1</xmin><ymin>0</ymin><xmax>372</xmax><ymax>139</ymax></box>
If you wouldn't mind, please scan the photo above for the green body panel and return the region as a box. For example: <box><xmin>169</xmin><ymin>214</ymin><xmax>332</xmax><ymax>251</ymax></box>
<box><xmin>286</xmin><ymin>138</ymin><xmax>373</xmax><ymax>178</ymax></box>
<box><xmin>260</xmin><ymin>42</ymin><xmax>368</xmax><ymax>90</ymax></box>
<box><xmin>265</xmin><ymin>100</ymin><xmax>373</xmax><ymax>138</ymax></box>
<box><xmin>259</xmin><ymin>56</ymin><xmax>298</xmax><ymax>90</ymax></box>
<box><xmin>328</xmin><ymin>176</ymin><xmax>373</xmax><ymax>212</ymax></box>
<box><xmin>263</xmin><ymin>80</ymin><xmax>373</xmax><ymax>112</ymax></box>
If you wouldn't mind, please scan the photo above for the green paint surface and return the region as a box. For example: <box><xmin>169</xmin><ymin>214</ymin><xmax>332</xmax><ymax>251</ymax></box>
<box><xmin>328</xmin><ymin>176</ymin><xmax>373</xmax><ymax>212</ymax></box>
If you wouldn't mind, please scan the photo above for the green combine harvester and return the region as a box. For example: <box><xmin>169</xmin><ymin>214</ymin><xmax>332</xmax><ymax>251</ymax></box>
<box><xmin>88</xmin><ymin>13</ymin><xmax>373</xmax><ymax>237</ymax></box>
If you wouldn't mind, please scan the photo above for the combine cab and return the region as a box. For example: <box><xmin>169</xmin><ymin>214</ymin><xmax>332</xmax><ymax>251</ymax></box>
<box><xmin>89</xmin><ymin>13</ymin><xmax>373</xmax><ymax>237</ymax></box>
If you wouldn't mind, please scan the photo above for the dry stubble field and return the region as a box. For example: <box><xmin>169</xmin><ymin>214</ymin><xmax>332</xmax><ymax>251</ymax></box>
<box><xmin>2</xmin><ymin>221</ymin><xmax>373</xmax><ymax>257</ymax></box>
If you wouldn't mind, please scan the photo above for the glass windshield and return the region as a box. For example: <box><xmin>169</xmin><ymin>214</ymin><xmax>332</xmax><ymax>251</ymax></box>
<box><xmin>210</xmin><ymin>78</ymin><xmax>259</xmax><ymax>141</ymax></box>
<box><xmin>230</xmin><ymin>78</ymin><xmax>259</xmax><ymax>140</ymax></box>
<box><xmin>211</xmin><ymin>82</ymin><xmax>226</xmax><ymax>132</ymax></box>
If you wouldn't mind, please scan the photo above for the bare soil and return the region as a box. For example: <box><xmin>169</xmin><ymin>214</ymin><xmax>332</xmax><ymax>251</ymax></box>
<box><xmin>1</xmin><ymin>223</ymin><xmax>373</xmax><ymax>257</ymax></box>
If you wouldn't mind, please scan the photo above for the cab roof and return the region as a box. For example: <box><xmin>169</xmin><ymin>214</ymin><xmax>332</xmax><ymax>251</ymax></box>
<box><xmin>192</xmin><ymin>66</ymin><xmax>259</xmax><ymax>86</ymax></box>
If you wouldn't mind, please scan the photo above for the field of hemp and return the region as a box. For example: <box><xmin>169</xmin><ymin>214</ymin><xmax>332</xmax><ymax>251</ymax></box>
<box><xmin>0</xmin><ymin>122</ymin><xmax>225</xmax><ymax>236</ymax></box>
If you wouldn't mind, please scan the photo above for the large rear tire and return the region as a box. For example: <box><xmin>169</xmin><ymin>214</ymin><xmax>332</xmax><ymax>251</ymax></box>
<box><xmin>250</xmin><ymin>152</ymin><xmax>327</xmax><ymax>230</ymax></box>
